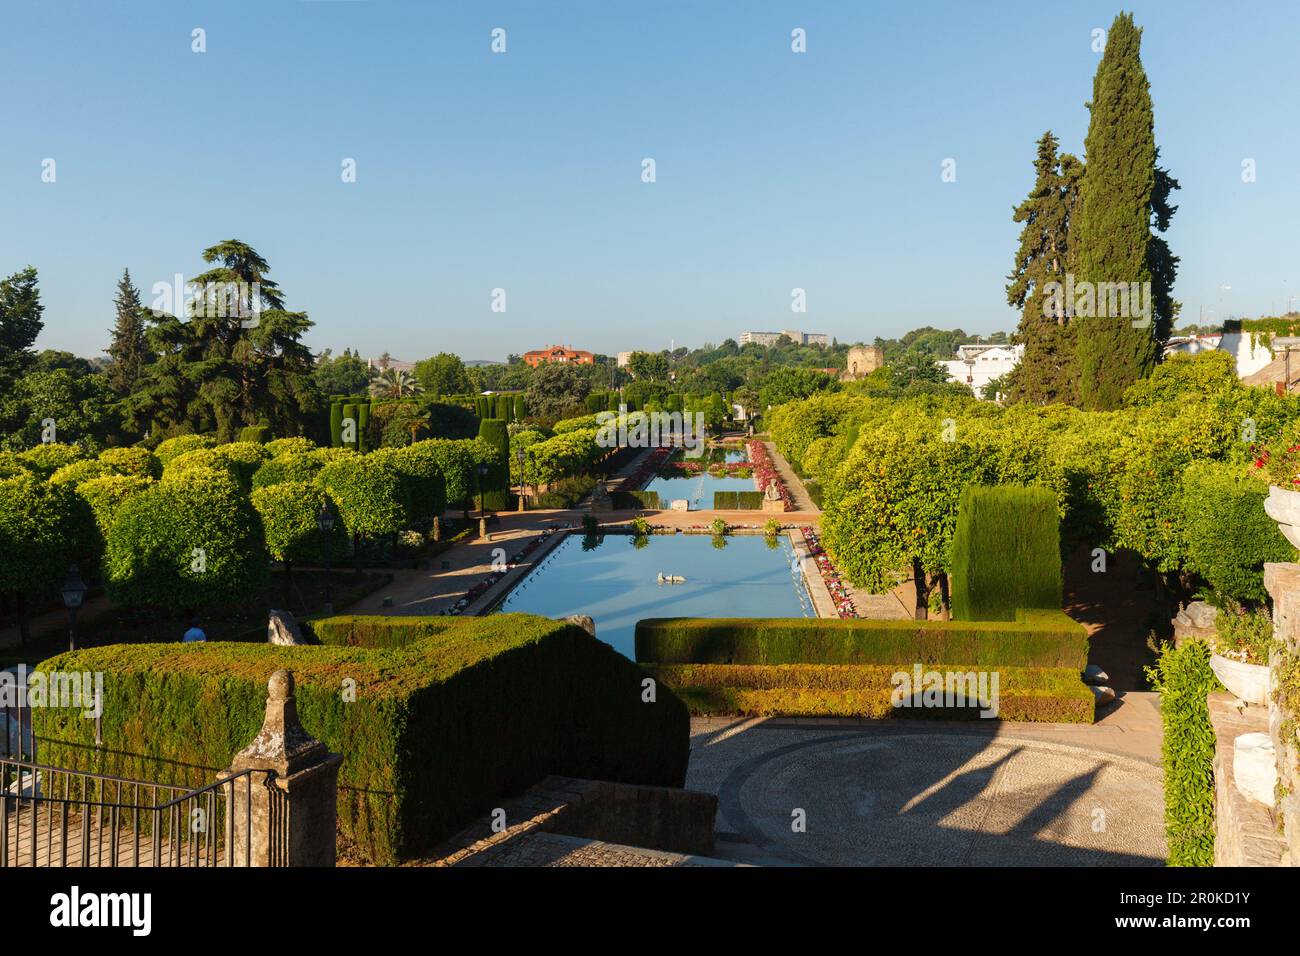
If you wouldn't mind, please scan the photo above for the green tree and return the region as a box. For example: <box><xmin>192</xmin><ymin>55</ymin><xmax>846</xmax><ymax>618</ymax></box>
<box><xmin>0</xmin><ymin>474</ymin><xmax>91</xmax><ymax>644</ymax></box>
<box><xmin>105</xmin><ymin>469</ymin><xmax>268</xmax><ymax>613</ymax></box>
<box><xmin>1004</xmin><ymin>132</ymin><xmax>1083</xmax><ymax>406</ymax></box>
<box><xmin>314</xmin><ymin>348</ymin><xmax>371</xmax><ymax>396</ymax></box>
<box><xmin>368</xmin><ymin>367</ymin><xmax>423</xmax><ymax>400</ymax></box>
<box><xmin>1072</xmin><ymin>13</ymin><xmax>1170</xmax><ymax>409</ymax></box>
<box><xmin>317</xmin><ymin>456</ymin><xmax>408</xmax><ymax>539</ymax></box>
<box><xmin>525</xmin><ymin>362</ymin><xmax>590</xmax><ymax>420</ymax></box>
<box><xmin>251</xmin><ymin>481</ymin><xmax>346</xmax><ymax>605</ymax></box>
<box><xmin>123</xmin><ymin>241</ymin><xmax>321</xmax><ymax>441</ymax></box>
<box><xmin>106</xmin><ymin>268</ymin><xmax>149</xmax><ymax>397</ymax></box>
<box><xmin>0</xmin><ymin>266</ymin><xmax>43</xmax><ymax>392</ymax></box>
<box><xmin>413</xmin><ymin>352</ymin><xmax>472</xmax><ymax>396</ymax></box>
<box><xmin>0</xmin><ymin>366</ymin><xmax>116</xmax><ymax>451</ymax></box>
<box><xmin>627</xmin><ymin>351</ymin><xmax>671</xmax><ymax>382</ymax></box>
<box><xmin>758</xmin><ymin>366</ymin><xmax>835</xmax><ymax>409</ymax></box>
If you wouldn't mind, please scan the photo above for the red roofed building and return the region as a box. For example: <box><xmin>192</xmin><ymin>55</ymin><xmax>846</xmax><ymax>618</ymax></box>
<box><xmin>522</xmin><ymin>344</ymin><xmax>596</xmax><ymax>367</ymax></box>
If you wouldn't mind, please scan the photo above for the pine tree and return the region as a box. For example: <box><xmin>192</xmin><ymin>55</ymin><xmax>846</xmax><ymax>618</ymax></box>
<box><xmin>1072</xmin><ymin>12</ymin><xmax>1163</xmax><ymax>410</ymax></box>
<box><xmin>121</xmin><ymin>241</ymin><xmax>320</xmax><ymax>440</ymax></box>
<box><xmin>1004</xmin><ymin>132</ymin><xmax>1083</xmax><ymax>405</ymax></box>
<box><xmin>106</xmin><ymin>268</ymin><xmax>148</xmax><ymax>397</ymax></box>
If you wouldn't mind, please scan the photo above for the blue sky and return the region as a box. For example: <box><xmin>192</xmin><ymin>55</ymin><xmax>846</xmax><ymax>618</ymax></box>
<box><xmin>2</xmin><ymin>0</ymin><xmax>1297</xmax><ymax>362</ymax></box>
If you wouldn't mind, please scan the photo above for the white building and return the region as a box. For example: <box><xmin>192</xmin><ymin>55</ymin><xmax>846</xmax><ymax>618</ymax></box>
<box><xmin>616</xmin><ymin>351</ymin><xmax>635</xmax><ymax>368</ymax></box>
<box><xmin>740</xmin><ymin>330</ymin><xmax>828</xmax><ymax>347</ymax></box>
<box><xmin>1163</xmin><ymin>332</ymin><xmax>1273</xmax><ymax>378</ymax></box>
<box><xmin>941</xmin><ymin>344</ymin><xmax>1024</xmax><ymax>397</ymax></box>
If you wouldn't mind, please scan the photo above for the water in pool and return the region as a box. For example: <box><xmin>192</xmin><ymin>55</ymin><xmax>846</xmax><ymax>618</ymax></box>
<box><xmin>496</xmin><ymin>532</ymin><xmax>813</xmax><ymax>658</ymax></box>
<box><xmin>645</xmin><ymin>447</ymin><xmax>753</xmax><ymax>509</ymax></box>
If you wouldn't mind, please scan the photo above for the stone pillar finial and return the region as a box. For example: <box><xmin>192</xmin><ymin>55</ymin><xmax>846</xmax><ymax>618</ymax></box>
<box><xmin>223</xmin><ymin>668</ymin><xmax>343</xmax><ymax>866</ymax></box>
<box><xmin>232</xmin><ymin>668</ymin><xmax>327</xmax><ymax>775</ymax></box>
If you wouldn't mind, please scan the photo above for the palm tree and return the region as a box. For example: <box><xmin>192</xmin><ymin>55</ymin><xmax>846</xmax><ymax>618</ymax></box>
<box><xmin>368</xmin><ymin>368</ymin><xmax>424</xmax><ymax>400</ymax></box>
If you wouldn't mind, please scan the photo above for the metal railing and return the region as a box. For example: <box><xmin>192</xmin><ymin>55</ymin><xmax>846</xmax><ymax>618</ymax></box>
<box><xmin>0</xmin><ymin>753</ymin><xmax>276</xmax><ymax>867</ymax></box>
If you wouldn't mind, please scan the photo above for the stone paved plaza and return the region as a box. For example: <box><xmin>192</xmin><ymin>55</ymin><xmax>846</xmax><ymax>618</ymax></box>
<box><xmin>687</xmin><ymin>716</ymin><xmax>1168</xmax><ymax>866</ymax></box>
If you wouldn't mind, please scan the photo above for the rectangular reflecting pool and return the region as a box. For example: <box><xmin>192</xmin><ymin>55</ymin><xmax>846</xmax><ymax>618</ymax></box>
<box><xmin>645</xmin><ymin>446</ymin><xmax>754</xmax><ymax>509</ymax></box>
<box><xmin>495</xmin><ymin>532</ymin><xmax>814</xmax><ymax>658</ymax></box>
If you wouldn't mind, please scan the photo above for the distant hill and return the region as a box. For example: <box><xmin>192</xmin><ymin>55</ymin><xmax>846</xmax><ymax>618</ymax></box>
<box><xmin>465</xmin><ymin>359</ymin><xmax>506</xmax><ymax>367</ymax></box>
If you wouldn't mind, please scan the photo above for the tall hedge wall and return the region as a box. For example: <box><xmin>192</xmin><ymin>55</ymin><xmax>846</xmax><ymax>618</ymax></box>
<box><xmin>1145</xmin><ymin>638</ymin><xmax>1220</xmax><ymax>866</ymax></box>
<box><xmin>635</xmin><ymin>611</ymin><xmax>1088</xmax><ymax>670</ymax></box>
<box><xmin>33</xmin><ymin>614</ymin><xmax>690</xmax><ymax>864</ymax></box>
<box><xmin>950</xmin><ymin>485</ymin><xmax>1063</xmax><ymax>622</ymax></box>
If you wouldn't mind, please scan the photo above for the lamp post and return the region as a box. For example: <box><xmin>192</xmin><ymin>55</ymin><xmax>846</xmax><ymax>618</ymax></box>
<box><xmin>61</xmin><ymin>564</ymin><xmax>86</xmax><ymax>653</ymax></box>
<box><xmin>316</xmin><ymin>502</ymin><xmax>336</xmax><ymax>615</ymax></box>
<box><xmin>476</xmin><ymin>462</ymin><xmax>490</xmax><ymax>538</ymax></box>
<box><xmin>516</xmin><ymin>447</ymin><xmax>527</xmax><ymax>512</ymax></box>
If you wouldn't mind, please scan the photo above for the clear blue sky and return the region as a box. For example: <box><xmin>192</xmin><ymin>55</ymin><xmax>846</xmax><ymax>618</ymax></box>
<box><xmin>2</xmin><ymin>0</ymin><xmax>1297</xmax><ymax>362</ymax></box>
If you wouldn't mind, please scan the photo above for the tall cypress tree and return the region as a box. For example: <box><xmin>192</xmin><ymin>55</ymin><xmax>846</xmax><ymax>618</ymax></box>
<box><xmin>106</xmin><ymin>268</ymin><xmax>148</xmax><ymax>397</ymax></box>
<box><xmin>1004</xmin><ymin>132</ymin><xmax>1083</xmax><ymax>405</ymax></box>
<box><xmin>1072</xmin><ymin>12</ymin><xmax>1163</xmax><ymax>410</ymax></box>
<box><xmin>1148</xmin><ymin>154</ymin><xmax>1181</xmax><ymax>346</ymax></box>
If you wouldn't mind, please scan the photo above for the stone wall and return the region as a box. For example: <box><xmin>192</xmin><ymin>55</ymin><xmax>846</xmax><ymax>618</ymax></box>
<box><xmin>1208</xmin><ymin>692</ymin><xmax>1287</xmax><ymax>866</ymax></box>
<box><xmin>431</xmin><ymin>776</ymin><xmax>719</xmax><ymax>866</ymax></box>
<box><xmin>1265</xmin><ymin>563</ymin><xmax>1300</xmax><ymax>864</ymax></box>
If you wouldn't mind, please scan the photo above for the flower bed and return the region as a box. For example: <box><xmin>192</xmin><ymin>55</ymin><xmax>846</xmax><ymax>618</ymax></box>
<box><xmin>622</xmin><ymin>447</ymin><xmax>674</xmax><ymax>492</ymax></box>
<box><xmin>801</xmin><ymin>525</ymin><xmax>857</xmax><ymax>618</ymax></box>
<box><xmin>746</xmin><ymin>440</ymin><xmax>793</xmax><ymax>510</ymax></box>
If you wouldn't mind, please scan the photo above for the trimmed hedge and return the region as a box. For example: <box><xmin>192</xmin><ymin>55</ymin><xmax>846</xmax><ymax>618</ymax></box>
<box><xmin>646</xmin><ymin>663</ymin><xmax>1094</xmax><ymax>723</ymax></box>
<box><xmin>33</xmin><ymin>614</ymin><xmax>690</xmax><ymax>865</ymax></box>
<box><xmin>1145</xmin><ymin>639</ymin><xmax>1220</xmax><ymax>866</ymax></box>
<box><xmin>304</xmin><ymin>614</ymin><xmax>461</xmax><ymax>649</ymax></box>
<box><xmin>612</xmin><ymin>489</ymin><xmax>660</xmax><ymax>510</ymax></box>
<box><xmin>950</xmin><ymin>485</ymin><xmax>1062</xmax><ymax>622</ymax></box>
<box><xmin>635</xmin><ymin>611</ymin><xmax>1088</xmax><ymax>670</ymax></box>
<box><xmin>713</xmin><ymin>490</ymin><xmax>764</xmax><ymax>510</ymax></box>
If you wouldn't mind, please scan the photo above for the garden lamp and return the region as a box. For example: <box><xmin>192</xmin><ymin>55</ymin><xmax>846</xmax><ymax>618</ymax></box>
<box><xmin>61</xmin><ymin>563</ymin><xmax>86</xmax><ymax>652</ymax></box>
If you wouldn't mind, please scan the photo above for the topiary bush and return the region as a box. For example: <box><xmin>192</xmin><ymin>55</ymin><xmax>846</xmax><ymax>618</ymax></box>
<box><xmin>317</xmin><ymin>456</ymin><xmax>408</xmax><ymax>537</ymax></box>
<box><xmin>476</xmin><ymin>418</ymin><xmax>510</xmax><ymax>510</ymax></box>
<box><xmin>98</xmin><ymin>446</ymin><xmax>162</xmax><ymax>480</ymax></box>
<box><xmin>0</xmin><ymin>474</ymin><xmax>93</xmax><ymax>635</ymax></box>
<box><xmin>264</xmin><ymin>436</ymin><xmax>316</xmax><ymax>458</ymax></box>
<box><xmin>713</xmin><ymin>491</ymin><xmax>764</xmax><ymax>509</ymax></box>
<box><xmin>0</xmin><ymin>451</ymin><xmax>36</xmax><ymax>479</ymax></box>
<box><xmin>645</xmin><ymin>662</ymin><xmax>1094</xmax><ymax>722</ymax></box>
<box><xmin>74</xmin><ymin>474</ymin><xmax>153</xmax><ymax>536</ymax></box>
<box><xmin>18</xmin><ymin>443</ymin><xmax>86</xmax><ymax>477</ymax></box>
<box><xmin>239</xmin><ymin>425</ymin><xmax>271</xmax><ymax>444</ymax></box>
<box><xmin>1145</xmin><ymin>639</ymin><xmax>1219</xmax><ymax>866</ymax></box>
<box><xmin>104</xmin><ymin>469</ymin><xmax>268</xmax><ymax>612</ymax></box>
<box><xmin>154</xmin><ymin>433</ymin><xmax>217</xmax><ymax>466</ymax></box>
<box><xmin>33</xmin><ymin>614</ymin><xmax>691</xmax><ymax>864</ymax></box>
<box><xmin>370</xmin><ymin>444</ymin><xmax>447</xmax><ymax>525</ymax></box>
<box><xmin>250</xmin><ymin>452</ymin><xmax>325</xmax><ymax>490</ymax></box>
<box><xmin>251</xmin><ymin>481</ymin><xmax>346</xmax><ymax>567</ymax></box>
<box><xmin>636</xmin><ymin>612</ymin><xmax>1088</xmax><ymax>670</ymax></box>
<box><xmin>950</xmin><ymin>485</ymin><xmax>1062</xmax><ymax>622</ymax></box>
<box><xmin>49</xmin><ymin>458</ymin><xmax>111</xmax><ymax>486</ymax></box>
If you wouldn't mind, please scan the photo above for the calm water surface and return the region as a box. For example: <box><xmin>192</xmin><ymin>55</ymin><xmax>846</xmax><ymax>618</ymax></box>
<box><xmin>496</xmin><ymin>532</ymin><xmax>813</xmax><ymax>658</ymax></box>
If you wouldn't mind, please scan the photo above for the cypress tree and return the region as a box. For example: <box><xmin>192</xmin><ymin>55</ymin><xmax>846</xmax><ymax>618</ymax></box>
<box><xmin>1004</xmin><ymin>132</ymin><xmax>1084</xmax><ymax>405</ymax></box>
<box><xmin>106</xmin><ymin>268</ymin><xmax>148</xmax><ymax>397</ymax></box>
<box><xmin>1072</xmin><ymin>12</ymin><xmax>1167</xmax><ymax>409</ymax></box>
